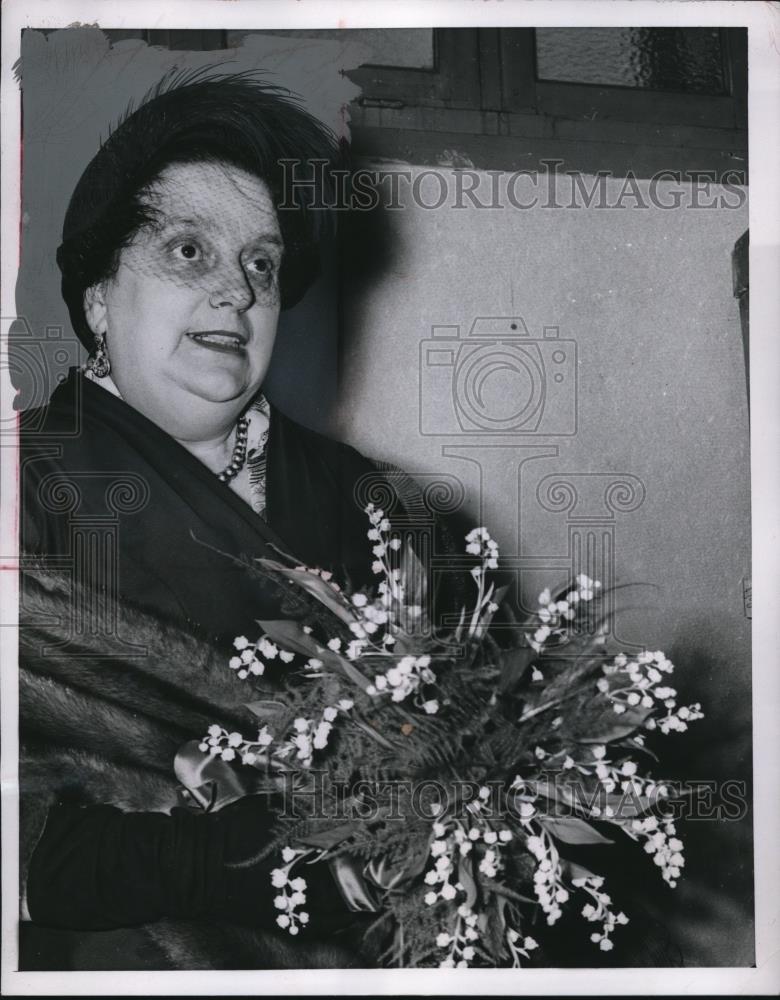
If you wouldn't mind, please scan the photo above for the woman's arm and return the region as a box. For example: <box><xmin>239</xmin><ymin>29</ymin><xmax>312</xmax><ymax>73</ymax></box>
<box><xmin>25</xmin><ymin>795</ymin><xmax>363</xmax><ymax>933</ymax></box>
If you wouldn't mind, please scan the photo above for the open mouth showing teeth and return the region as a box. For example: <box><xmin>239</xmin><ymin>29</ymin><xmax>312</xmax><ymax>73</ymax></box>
<box><xmin>187</xmin><ymin>331</ymin><xmax>247</xmax><ymax>353</ymax></box>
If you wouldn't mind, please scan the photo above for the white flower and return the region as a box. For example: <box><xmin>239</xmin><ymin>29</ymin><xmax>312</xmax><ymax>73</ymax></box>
<box><xmin>322</xmin><ymin>706</ymin><xmax>338</xmax><ymax>723</ymax></box>
<box><xmin>440</xmin><ymin>882</ymin><xmax>457</xmax><ymax>900</ymax></box>
<box><xmin>293</xmin><ymin>718</ymin><xmax>309</xmax><ymax>733</ymax></box>
<box><xmin>338</xmin><ymin>699</ymin><xmax>354</xmax><ymax>711</ymax></box>
<box><xmin>281</xmin><ymin>846</ymin><xmax>297</xmax><ymax>863</ymax></box>
<box><xmin>257</xmin><ymin>638</ymin><xmax>278</xmax><ymax>659</ymax></box>
<box><xmin>273</xmin><ymin>895</ymin><xmax>288</xmax><ymax>910</ymax></box>
<box><xmin>524</xmin><ymin>936</ymin><xmax>538</xmax><ymax>950</ymax></box>
<box><xmin>483</xmin><ymin>830</ymin><xmax>498</xmax><ymax>845</ymax></box>
<box><xmin>290</xmin><ymin>876</ymin><xmax>307</xmax><ymax>893</ymax></box>
<box><xmin>207</xmin><ymin>724</ymin><xmax>222</xmax><ymax>738</ymax></box>
<box><xmin>271</xmin><ymin>869</ymin><xmax>287</xmax><ymax>889</ymax></box>
<box><xmin>431</xmin><ymin>840</ymin><xmax>448</xmax><ymax>857</ymax></box>
<box><xmin>233</xmin><ymin>636</ymin><xmax>249</xmax><ymax>650</ymax></box>
<box><xmin>229</xmin><ymin>656</ymin><xmax>242</xmax><ymax>670</ymax></box>
<box><xmin>220</xmin><ymin>748</ymin><xmax>235</xmax><ymax>762</ymax></box>
<box><xmin>312</xmin><ymin>724</ymin><xmax>331</xmax><ymax>750</ymax></box>
<box><xmin>424</xmin><ymin>891</ymin><xmax>438</xmax><ymax>906</ymax></box>
<box><xmin>436</xmin><ymin>932</ymin><xmax>451</xmax><ymax>948</ymax></box>
<box><xmin>276</xmin><ymin>914</ymin><xmax>290</xmax><ymax>929</ymax></box>
<box><xmin>462</xmin><ymin>946</ymin><xmax>475</xmax><ymax>961</ymax></box>
<box><xmin>327</xmin><ymin>638</ymin><xmax>341</xmax><ymax>651</ymax></box>
<box><xmin>422</xmin><ymin>700</ymin><xmax>439</xmax><ymax>715</ymax></box>
<box><xmin>279</xmin><ymin>650</ymin><xmax>295</xmax><ymax>664</ymax></box>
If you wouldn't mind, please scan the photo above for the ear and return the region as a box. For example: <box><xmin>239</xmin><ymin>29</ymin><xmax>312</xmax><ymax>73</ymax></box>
<box><xmin>83</xmin><ymin>283</ymin><xmax>108</xmax><ymax>338</ymax></box>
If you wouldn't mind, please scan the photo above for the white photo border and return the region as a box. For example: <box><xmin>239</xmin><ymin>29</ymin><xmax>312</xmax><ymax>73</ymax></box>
<box><xmin>1</xmin><ymin>0</ymin><xmax>778</xmax><ymax>995</ymax></box>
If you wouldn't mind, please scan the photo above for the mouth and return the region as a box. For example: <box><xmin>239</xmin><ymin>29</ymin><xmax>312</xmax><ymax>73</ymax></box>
<box><xmin>186</xmin><ymin>330</ymin><xmax>248</xmax><ymax>355</ymax></box>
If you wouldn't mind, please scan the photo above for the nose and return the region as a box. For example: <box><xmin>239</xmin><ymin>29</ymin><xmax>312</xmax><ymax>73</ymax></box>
<box><xmin>207</xmin><ymin>259</ymin><xmax>255</xmax><ymax>313</ymax></box>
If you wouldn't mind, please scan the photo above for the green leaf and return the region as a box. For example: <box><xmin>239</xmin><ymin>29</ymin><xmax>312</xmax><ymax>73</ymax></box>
<box><xmin>484</xmin><ymin>881</ymin><xmax>537</xmax><ymax>905</ymax></box>
<box><xmin>294</xmin><ymin>821</ymin><xmax>358</xmax><ymax>850</ymax></box>
<box><xmin>256</xmin><ymin>620</ymin><xmax>322</xmax><ymax>658</ymax></box>
<box><xmin>244</xmin><ymin>699</ymin><xmax>288</xmax><ymax>727</ymax></box>
<box><xmin>579</xmin><ymin>706</ymin><xmax>652</xmax><ymax>742</ymax></box>
<box><xmin>540</xmin><ymin>816</ymin><xmax>614</xmax><ymax>845</ymax></box>
<box><xmin>563</xmin><ymin>860</ymin><xmax>599</xmax><ymax>883</ymax></box>
<box><xmin>458</xmin><ymin>856</ymin><xmax>478</xmax><ymax>909</ymax></box>
<box><xmin>255</xmin><ymin>559</ymin><xmax>356</xmax><ymax>625</ymax></box>
<box><xmin>498</xmin><ymin>644</ymin><xmax>537</xmax><ymax>692</ymax></box>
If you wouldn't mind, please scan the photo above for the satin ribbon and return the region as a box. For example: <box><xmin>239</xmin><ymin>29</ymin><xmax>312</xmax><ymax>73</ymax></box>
<box><xmin>174</xmin><ymin>739</ymin><xmax>279</xmax><ymax>812</ymax></box>
<box><xmin>175</xmin><ymin>741</ymin><xmax>413</xmax><ymax>913</ymax></box>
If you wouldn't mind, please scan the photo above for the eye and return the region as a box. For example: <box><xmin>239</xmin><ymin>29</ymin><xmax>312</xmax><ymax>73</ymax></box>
<box><xmin>247</xmin><ymin>255</ymin><xmax>273</xmax><ymax>276</ymax></box>
<box><xmin>172</xmin><ymin>242</ymin><xmax>202</xmax><ymax>261</ymax></box>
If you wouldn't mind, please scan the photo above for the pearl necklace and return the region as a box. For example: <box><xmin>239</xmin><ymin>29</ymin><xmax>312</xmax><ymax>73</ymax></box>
<box><xmin>218</xmin><ymin>415</ymin><xmax>250</xmax><ymax>483</ymax></box>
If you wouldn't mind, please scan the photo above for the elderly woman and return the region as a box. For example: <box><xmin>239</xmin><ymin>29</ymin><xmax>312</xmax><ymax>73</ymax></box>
<box><xmin>19</xmin><ymin>71</ymin><xmax>464</xmax><ymax>970</ymax></box>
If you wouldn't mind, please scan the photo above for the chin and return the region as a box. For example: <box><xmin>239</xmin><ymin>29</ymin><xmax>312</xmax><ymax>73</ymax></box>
<box><xmin>181</xmin><ymin>371</ymin><xmax>258</xmax><ymax>405</ymax></box>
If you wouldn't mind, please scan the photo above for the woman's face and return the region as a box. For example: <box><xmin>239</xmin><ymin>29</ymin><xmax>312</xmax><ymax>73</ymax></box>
<box><xmin>84</xmin><ymin>160</ymin><xmax>283</xmax><ymax>439</ymax></box>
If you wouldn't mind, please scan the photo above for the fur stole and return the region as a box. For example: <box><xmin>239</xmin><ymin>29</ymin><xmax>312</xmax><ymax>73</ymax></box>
<box><xmin>18</xmin><ymin>568</ymin><xmax>365</xmax><ymax>970</ymax></box>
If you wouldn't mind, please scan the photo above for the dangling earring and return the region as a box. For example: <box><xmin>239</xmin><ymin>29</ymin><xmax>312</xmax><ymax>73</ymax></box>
<box><xmin>86</xmin><ymin>331</ymin><xmax>111</xmax><ymax>379</ymax></box>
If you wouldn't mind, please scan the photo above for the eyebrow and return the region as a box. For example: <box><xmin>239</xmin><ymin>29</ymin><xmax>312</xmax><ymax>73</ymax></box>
<box><xmin>155</xmin><ymin>215</ymin><xmax>283</xmax><ymax>244</ymax></box>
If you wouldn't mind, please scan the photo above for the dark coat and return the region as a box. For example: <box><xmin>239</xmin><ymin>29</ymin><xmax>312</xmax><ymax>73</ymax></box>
<box><xmin>20</xmin><ymin>369</ymin><xmax>401</xmax><ymax>644</ymax></box>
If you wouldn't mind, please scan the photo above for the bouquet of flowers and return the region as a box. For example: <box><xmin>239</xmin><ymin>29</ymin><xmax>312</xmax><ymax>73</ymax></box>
<box><xmin>194</xmin><ymin>504</ymin><xmax>703</xmax><ymax>967</ymax></box>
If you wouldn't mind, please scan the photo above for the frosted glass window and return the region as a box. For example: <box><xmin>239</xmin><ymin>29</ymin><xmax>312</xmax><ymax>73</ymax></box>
<box><xmin>535</xmin><ymin>28</ymin><xmax>726</xmax><ymax>94</ymax></box>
